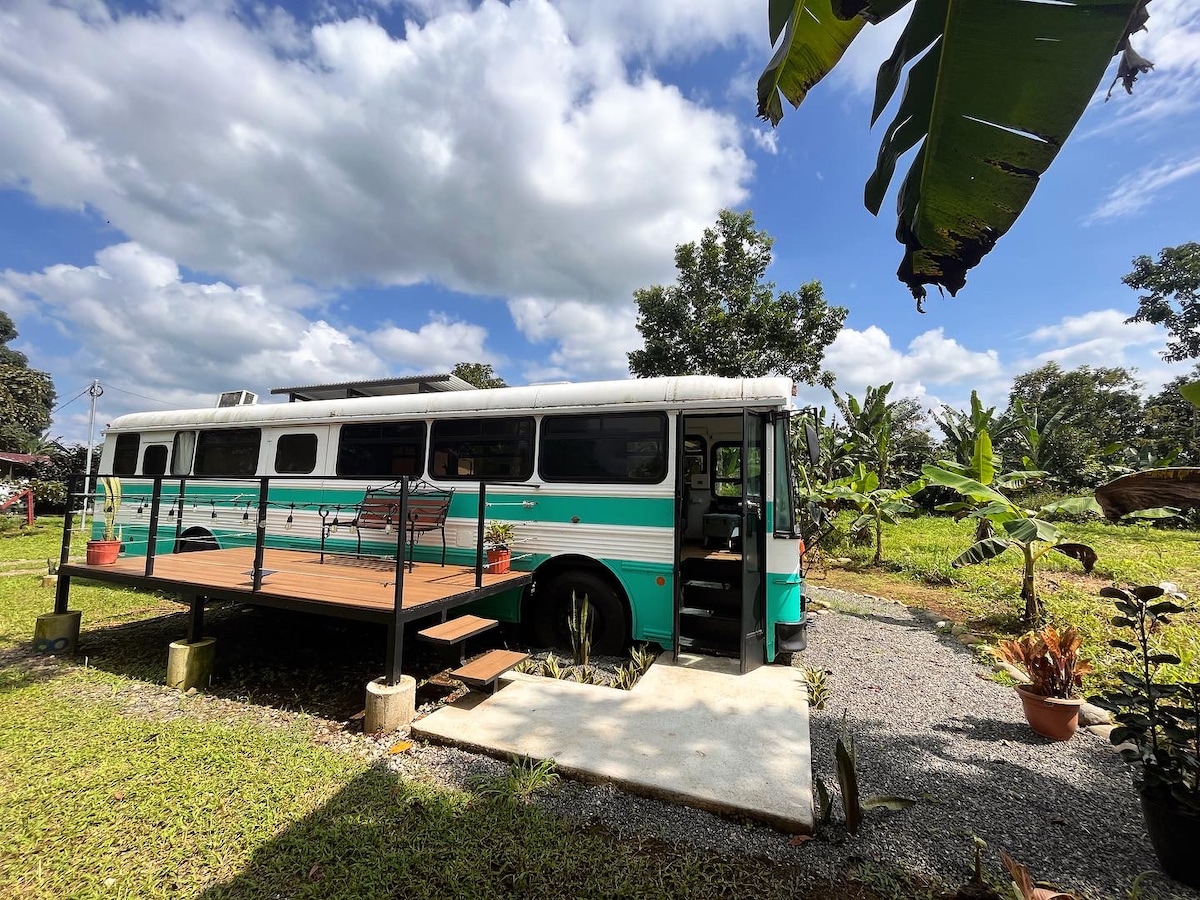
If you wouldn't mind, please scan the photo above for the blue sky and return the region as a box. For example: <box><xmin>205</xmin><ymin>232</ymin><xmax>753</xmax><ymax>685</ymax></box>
<box><xmin>1</xmin><ymin>0</ymin><xmax>1197</xmax><ymax>443</ymax></box>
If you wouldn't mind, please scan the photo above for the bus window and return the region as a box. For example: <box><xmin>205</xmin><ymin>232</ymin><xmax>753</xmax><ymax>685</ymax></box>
<box><xmin>540</xmin><ymin>413</ymin><xmax>667</xmax><ymax>483</ymax></box>
<box><xmin>275</xmin><ymin>433</ymin><xmax>318</xmax><ymax>475</ymax></box>
<box><xmin>172</xmin><ymin>431</ymin><xmax>196</xmax><ymax>476</ymax></box>
<box><xmin>142</xmin><ymin>444</ymin><xmax>169</xmax><ymax>476</ymax></box>
<box><xmin>112</xmin><ymin>434</ymin><xmax>140</xmax><ymax>475</ymax></box>
<box><xmin>713</xmin><ymin>441</ymin><xmax>762</xmax><ymax>497</ymax></box>
<box><xmin>337</xmin><ymin>422</ymin><xmax>426</xmax><ymax>478</ymax></box>
<box><xmin>430</xmin><ymin>417</ymin><xmax>534</xmax><ymax>480</ymax></box>
<box><xmin>773</xmin><ymin>419</ymin><xmax>798</xmax><ymax>535</ymax></box>
<box><xmin>194</xmin><ymin>429</ymin><xmax>262</xmax><ymax>477</ymax></box>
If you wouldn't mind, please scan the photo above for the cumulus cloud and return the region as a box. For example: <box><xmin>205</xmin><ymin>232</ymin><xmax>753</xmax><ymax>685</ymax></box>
<box><xmin>823</xmin><ymin>325</ymin><xmax>1003</xmax><ymax>400</ymax></box>
<box><xmin>1</xmin><ymin>243</ymin><xmax>499</xmax><ymax>422</ymax></box>
<box><xmin>508</xmin><ymin>296</ymin><xmax>639</xmax><ymax>382</ymax></box>
<box><xmin>1022</xmin><ymin>308</ymin><xmax>1172</xmax><ymax>382</ymax></box>
<box><xmin>0</xmin><ymin>0</ymin><xmax>751</xmax><ymax>306</ymax></box>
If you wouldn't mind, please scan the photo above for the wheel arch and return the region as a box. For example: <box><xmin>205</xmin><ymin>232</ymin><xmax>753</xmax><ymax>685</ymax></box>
<box><xmin>528</xmin><ymin>553</ymin><xmax>636</xmax><ymax>639</ymax></box>
<box><xmin>175</xmin><ymin>526</ymin><xmax>219</xmax><ymax>553</ymax></box>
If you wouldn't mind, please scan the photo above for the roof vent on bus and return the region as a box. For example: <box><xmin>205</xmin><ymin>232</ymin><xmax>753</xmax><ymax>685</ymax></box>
<box><xmin>216</xmin><ymin>390</ymin><xmax>258</xmax><ymax>408</ymax></box>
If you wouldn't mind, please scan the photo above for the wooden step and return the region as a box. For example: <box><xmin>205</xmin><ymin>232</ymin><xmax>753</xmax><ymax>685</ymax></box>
<box><xmin>451</xmin><ymin>649</ymin><xmax>530</xmax><ymax>692</ymax></box>
<box><xmin>417</xmin><ymin>614</ymin><xmax>498</xmax><ymax>645</ymax></box>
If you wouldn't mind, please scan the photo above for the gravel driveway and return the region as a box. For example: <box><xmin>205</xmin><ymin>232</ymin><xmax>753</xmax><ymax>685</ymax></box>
<box><xmin>396</xmin><ymin>585</ymin><xmax>1200</xmax><ymax>900</ymax></box>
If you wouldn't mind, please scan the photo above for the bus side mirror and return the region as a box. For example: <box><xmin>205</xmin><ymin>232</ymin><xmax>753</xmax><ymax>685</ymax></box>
<box><xmin>803</xmin><ymin>422</ymin><xmax>820</xmax><ymax>468</ymax></box>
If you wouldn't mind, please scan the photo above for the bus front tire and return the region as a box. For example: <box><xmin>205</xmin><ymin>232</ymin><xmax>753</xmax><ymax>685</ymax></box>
<box><xmin>532</xmin><ymin>571</ymin><xmax>628</xmax><ymax>656</ymax></box>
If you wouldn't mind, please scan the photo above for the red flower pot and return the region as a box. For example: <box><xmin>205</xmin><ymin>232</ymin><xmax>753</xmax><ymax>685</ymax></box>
<box><xmin>85</xmin><ymin>539</ymin><xmax>121</xmax><ymax>566</ymax></box>
<box><xmin>486</xmin><ymin>548</ymin><xmax>511</xmax><ymax>574</ymax></box>
<box><xmin>1015</xmin><ymin>685</ymin><xmax>1082</xmax><ymax>741</ymax></box>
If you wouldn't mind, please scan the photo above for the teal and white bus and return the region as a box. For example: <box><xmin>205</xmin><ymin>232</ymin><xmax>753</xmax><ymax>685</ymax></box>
<box><xmin>96</xmin><ymin>376</ymin><xmax>808</xmax><ymax>671</ymax></box>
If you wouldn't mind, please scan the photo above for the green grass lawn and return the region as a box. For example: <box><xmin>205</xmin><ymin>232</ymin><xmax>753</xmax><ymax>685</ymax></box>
<box><xmin>0</xmin><ymin>516</ymin><xmax>81</xmax><ymax>572</ymax></box>
<box><xmin>814</xmin><ymin>513</ymin><xmax>1200</xmax><ymax>688</ymax></box>
<box><xmin>0</xmin><ymin>523</ymin><xmax>919</xmax><ymax>900</ymax></box>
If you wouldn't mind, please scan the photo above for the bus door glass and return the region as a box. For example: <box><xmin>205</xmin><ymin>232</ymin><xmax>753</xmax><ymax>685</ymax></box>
<box><xmin>741</xmin><ymin>409</ymin><xmax>768</xmax><ymax>673</ymax></box>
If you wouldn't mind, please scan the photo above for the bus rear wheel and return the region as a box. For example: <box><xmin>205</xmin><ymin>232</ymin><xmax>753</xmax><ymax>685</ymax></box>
<box><xmin>175</xmin><ymin>529</ymin><xmax>218</xmax><ymax>553</ymax></box>
<box><xmin>532</xmin><ymin>570</ymin><xmax>628</xmax><ymax>656</ymax></box>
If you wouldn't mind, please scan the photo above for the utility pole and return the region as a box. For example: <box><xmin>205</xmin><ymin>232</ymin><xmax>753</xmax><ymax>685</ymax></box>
<box><xmin>80</xmin><ymin>380</ymin><xmax>103</xmax><ymax>538</ymax></box>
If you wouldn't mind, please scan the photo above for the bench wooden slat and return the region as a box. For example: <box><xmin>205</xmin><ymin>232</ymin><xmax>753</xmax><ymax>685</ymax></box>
<box><xmin>451</xmin><ymin>649</ymin><xmax>529</xmax><ymax>689</ymax></box>
<box><xmin>417</xmin><ymin>614</ymin><xmax>498</xmax><ymax>645</ymax></box>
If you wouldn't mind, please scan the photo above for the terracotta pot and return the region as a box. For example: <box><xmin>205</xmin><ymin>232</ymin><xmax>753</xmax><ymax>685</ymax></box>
<box><xmin>1015</xmin><ymin>685</ymin><xmax>1082</xmax><ymax>741</ymax></box>
<box><xmin>486</xmin><ymin>548</ymin><xmax>511</xmax><ymax>574</ymax></box>
<box><xmin>85</xmin><ymin>539</ymin><xmax>121</xmax><ymax>566</ymax></box>
<box><xmin>1141</xmin><ymin>783</ymin><xmax>1200</xmax><ymax>888</ymax></box>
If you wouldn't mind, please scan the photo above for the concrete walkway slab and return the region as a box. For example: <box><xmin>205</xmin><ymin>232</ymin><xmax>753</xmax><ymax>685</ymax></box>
<box><xmin>412</xmin><ymin>652</ymin><xmax>813</xmax><ymax>833</ymax></box>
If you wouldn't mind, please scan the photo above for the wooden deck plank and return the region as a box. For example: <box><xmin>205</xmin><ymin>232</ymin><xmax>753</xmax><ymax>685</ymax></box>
<box><xmin>451</xmin><ymin>649</ymin><xmax>529</xmax><ymax>688</ymax></box>
<box><xmin>63</xmin><ymin>546</ymin><xmax>529</xmax><ymax>616</ymax></box>
<box><xmin>417</xmin><ymin>615</ymin><xmax>499</xmax><ymax>644</ymax></box>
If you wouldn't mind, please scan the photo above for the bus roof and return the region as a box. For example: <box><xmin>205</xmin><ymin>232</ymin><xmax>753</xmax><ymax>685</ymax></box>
<box><xmin>104</xmin><ymin>376</ymin><xmax>795</xmax><ymax>433</ymax></box>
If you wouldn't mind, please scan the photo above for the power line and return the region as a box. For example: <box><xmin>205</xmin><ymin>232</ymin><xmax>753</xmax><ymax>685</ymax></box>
<box><xmin>103</xmin><ymin>383</ymin><xmax>177</xmax><ymax>407</ymax></box>
<box><xmin>51</xmin><ymin>384</ymin><xmax>93</xmax><ymax>415</ymax></box>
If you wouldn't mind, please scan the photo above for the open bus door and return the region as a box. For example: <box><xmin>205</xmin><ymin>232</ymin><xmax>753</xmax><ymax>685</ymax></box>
<box><xmin>740</xmin><ymin>409</ymin><xmax>768</xmax><ymax>673</ymax></box>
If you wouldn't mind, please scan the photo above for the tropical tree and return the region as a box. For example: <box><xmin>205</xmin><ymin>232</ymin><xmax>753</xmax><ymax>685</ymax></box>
<box><xmin>932</xmin><ymin>390</ymin><xmax>1022</xmax><ymax>472</ymax></box>
<box><xmin>925</xmin><ymin>436</ymin><xmax>1099</xmax><ymax>626</ymax></box>
<box><xmin>628</xmin><ymin>209</ymin><xmax>847</xmax><ymax>387</ymax></box>
<box><xmin>1140</xmin><ymin>366</ymin><xmax>1200</xmax><ymax>466</ymax></box>
<box><xmin>451</xmin><ymin>362</ymin><xmax>507</xmax><ymax>389</ymax></box>
<box><xmin>0</xmin><ymin>310</ymin><xmax>56</xmax><ymax>452</ymax></box>
<box><xmin>757</xmin><ymin>0</ymin><xmax>1154</xmax><ymax>302</ymax></box>
<box><xmin>999</xmin><ymin>362</ymin><xmax>1143</xmax><ymax>488</ymax></box>
<box><xmin>825</xmin><ymin>463</ymin><xmax>924</xmax><ymax>566</ymax></box>
<box><xmin>1125</xmin><ymin>243</ymin><xmax>1200</xmax><ymax>363</ymax></box>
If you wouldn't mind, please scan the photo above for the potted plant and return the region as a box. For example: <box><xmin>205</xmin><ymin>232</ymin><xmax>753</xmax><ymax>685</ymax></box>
<box><xmin>995</xmin><ymin>624</ymin><xmax>1092</xmax><ymax>741</ymax></box>
<box><xmin>483</xmin><ymin>520</ymin><xmax>515</xmax><ymax>575</ymax></box>
<box><xmin>1091</xmin><ymin>585</ymin><xmax>1199</xmax><ymax>888</ymax></box>
<box><xmin>85</xmin><ymin>476</ymin><xmax>123</xmax><ymax>566</ymax></box>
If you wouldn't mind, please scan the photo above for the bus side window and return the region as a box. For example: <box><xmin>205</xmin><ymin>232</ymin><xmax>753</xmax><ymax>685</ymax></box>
<box><xmin>112</xmin><ymin>434</ymin><xmax>140</xmax><ymax>476</ymax></box>
<box><xmin>142</xmin><ymin>444</ymin><xmax>169</xmax><ymax>476</ymax></box>
<box><xmin>172</xmin><ymin>431</ymin><xmax>196</xmax><ymax>476</ymax></box>
<box><xmin>194</xmin><ymin>429</ymin><xmax>262</xmax><ymax>477</ymax></box>
<box><xmin>275</xmin><ymin>433</ymin><xmax>318</xmax><ymax>475</ymax></box>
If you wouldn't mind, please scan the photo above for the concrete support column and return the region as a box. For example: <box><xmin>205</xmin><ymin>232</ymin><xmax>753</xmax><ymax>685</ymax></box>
<box><xmin>167</xmin><ymin>638</ymin><xmax>216</xmax><ymax>691</ymax></box>
<box><xmin>33</xmin><ymin>611</ymin><xmax>82</xmax><ymax>655</ymax></box>
<box><xmin>365</xmin><ymin>675</ymin><xmax>416</xmax><ymax>734</ymax></box>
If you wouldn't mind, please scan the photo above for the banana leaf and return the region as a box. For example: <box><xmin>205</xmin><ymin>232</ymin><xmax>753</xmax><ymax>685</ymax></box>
<box><xmin>1095</xmin><ymin>467</ymin><xmax>1200</xmax><ymax>520</ymax></box>
<box><xmin>758</xmin><ymin>0</ymin><xmax>866</xmax><ymax>126</ymax></box>
<box><xmin>922</xmin><ymin>464</ymin><xmax>1008</xmax><ymax>505</ymax></box>
<box><xmin>759</xmin><ymin>0</ymin><xmax>1149</xmax><ymax>300</ymax></box>
<box><xmin>1051</xmin><ymin>542</ymin><xmax>1098</xmax><ymax>573</ymax></box>
<box><xmin>1002</xmin><ymin>516</ymin><xmax>1061</xmax><ymax>545</ymax></box>
<box><xmin>952</xmin><ymin>536</ymin><xmax>1011</xmax><ymax>567</ymax></box>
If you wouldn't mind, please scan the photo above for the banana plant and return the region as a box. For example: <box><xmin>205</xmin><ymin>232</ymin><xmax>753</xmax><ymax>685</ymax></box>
<box><xmin>824</xmin><ymin>463</ymin><xmax>924</xmax><ymax>566</ymax></box>
<box><xmin>757</xmin><ymin>0</ymin><xmax>1153</xmax><ymax>301</ymax></box>
<box><xmin>924</xmin><ymin>454</ymin><xmax>1099</xmax><ymax>626</ymax></box>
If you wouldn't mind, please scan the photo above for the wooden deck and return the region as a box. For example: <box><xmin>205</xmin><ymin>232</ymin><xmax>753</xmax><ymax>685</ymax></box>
<box><xmin>59</xmin><ymin>547</ymin><xmax>531</xmax><ymax>625</ymax></box>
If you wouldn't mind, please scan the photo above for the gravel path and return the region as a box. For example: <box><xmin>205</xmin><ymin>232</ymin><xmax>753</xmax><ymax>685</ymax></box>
<box><xmin>388</xmin><ymin>586</ymin><xmax>1200</xmax><ymax>900</ymax></box>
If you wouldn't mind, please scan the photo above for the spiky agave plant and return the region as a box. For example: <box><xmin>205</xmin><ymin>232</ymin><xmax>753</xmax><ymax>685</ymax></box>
<box><xmin>568</xmin><ymin>591</ymin><xmax>592</xmax><ymax>666</ymax></box>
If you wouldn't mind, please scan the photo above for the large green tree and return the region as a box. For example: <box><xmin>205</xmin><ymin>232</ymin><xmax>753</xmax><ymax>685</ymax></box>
<box><xmin>628</xmin><ymin>209</ymin><xmax>847</xmax><ymax>387</ymax></box>
<box><xmin>757</xmin><ymin>0</ymin><xmax>1154</xmax><ymax>302</ymax></box>
<box><xmin>999</xmin><ymin>362</ymin><xmax>1143</xmax><ymax>488</ymax></box>
<box><xmin>0</xmin><ymin>310</ymin><xmax>55</xmax><ymax>452</ymax></box>
<box><xmin>1140</xmin><ymin>365</ymin><xmax>1200</xmax><ymax>466</ymax></box>
<box><xmin>1124</xmin><ymin>242</ymin><xmax>1200</xmax><ymax>362</ymax></box>
<box><xmin>451</xmin><ymin>362</ymin><xmax>507</xmax><ymax>389</ymax></box>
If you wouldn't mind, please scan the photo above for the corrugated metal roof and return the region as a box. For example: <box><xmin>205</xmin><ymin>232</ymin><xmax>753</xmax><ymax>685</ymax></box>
<box><xmin>269</xmin><ymin>374</ymin><xmax>476</xmax><ymax>401</ymax></box>
<box><xmin>0</xmin><ymin>451</ymin><xmax>50</xmax><ymax>466</ymax></box>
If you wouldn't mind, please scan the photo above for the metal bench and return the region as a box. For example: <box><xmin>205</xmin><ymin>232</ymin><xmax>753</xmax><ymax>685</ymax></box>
<box><xmin>324</xmin><ymin>481</ymin><xmax>454</xmax><ymax>571</ymax></box>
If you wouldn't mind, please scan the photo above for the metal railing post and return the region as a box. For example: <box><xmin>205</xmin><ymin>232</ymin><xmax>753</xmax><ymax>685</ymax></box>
<box><xmin>173</xmin><ymin>477</ymin><xmax>187</xmax><ymax>553</ymax></box>
<box><xmin>144</xmin><ymin>478</ymin><xmax>163</xmax><ymax>577</ymax></box>
<box><xmin>475</xmin><ymin>481</ymin><xmax>487</xmax><ymax>587</ymax></box>
<box><xmin>385</xmin><ymin>477</ymin><xmax>409</xmax><ymax>686</ymax></box>
<box><xmin>251</xmin><ymin>477</ymin><xmax>269</xmax><ymax>592</ymax></box>
<box><xmin>54</xmin><ymin>474</ymin><xmax>79</xmax><ymax>615</ymax></box>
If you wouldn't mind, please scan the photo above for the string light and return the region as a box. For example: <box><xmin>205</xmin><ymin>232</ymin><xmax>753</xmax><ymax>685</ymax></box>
<box><xmin>285</xmin><ymin>503</ymin><xmax>294</xmax><ymax>531</ymax></box>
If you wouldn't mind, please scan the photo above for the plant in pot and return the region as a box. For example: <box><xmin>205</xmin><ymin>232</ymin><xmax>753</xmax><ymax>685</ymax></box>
<box><xmin>1090</xmin><ymin>585</ymin><xmax>1200</xmax><ymax>889</ymax></box>
<box><xmin>85</xmin><ymin>476</ymin><xmax>123</xmax><ymax>566</ymax></box>
<box><xmin>483</xmin><ymin>520</ymin><xmax>515</xmax><ymax>575</ymax></box>
<box><xmin>995</xmin><ymin>624</ymin><xmax>1092</xmax><ymax>741</ymax></box>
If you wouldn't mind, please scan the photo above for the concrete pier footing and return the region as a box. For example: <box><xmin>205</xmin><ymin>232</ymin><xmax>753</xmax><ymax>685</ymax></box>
<box><xmin>33</xmin><ymin>611</ymin><xmax>82</xmax><ymax>655</ymax></box>
<box><xmin>167</xmin><ymin>638</ymin><xmax>216</xmax><ymax>691</ymax></box>
<box><xmin>365</xmin><ymin>676</ymin><xmax>417</xmax><ymax>734</ymax></box>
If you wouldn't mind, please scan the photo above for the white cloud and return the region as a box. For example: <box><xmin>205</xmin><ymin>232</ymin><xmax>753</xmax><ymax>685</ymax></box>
<box><xmin>508</xmin><ymin>296</ymin><xmax>638</xmax><ymax>382</ymax></box>
<box><xmin>1086</xmin><ymin>154</ymin><xmax>1200</xmax><ymax>223</ymax></box>
<box><xmin>2</xmin><ymin>243</ymin><xmax>502</xmax><ymax>429</ymax></box>
<box><xmin>828</xmin><ymin>9</ymin><xmax>911</xmax><ymax>102</ymax></box>
<box><xmin>553</xmin><ymin>0</ymin><xmax>758</xmax><ymax>60</ymax></box>
<box><xmin>0</xmin><ymin>0</ymin><xmax>751</xmax><ymax>307</ymax></box>
<box><xmin>823</xmin><ymin>325</ymin><xmax>1003</xmax><ymax>400</ymax></box>
<box><xmin>1021</xmin><ymin>308</ymin><xmax>1180</xmax><ymax>390</ymax></box>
